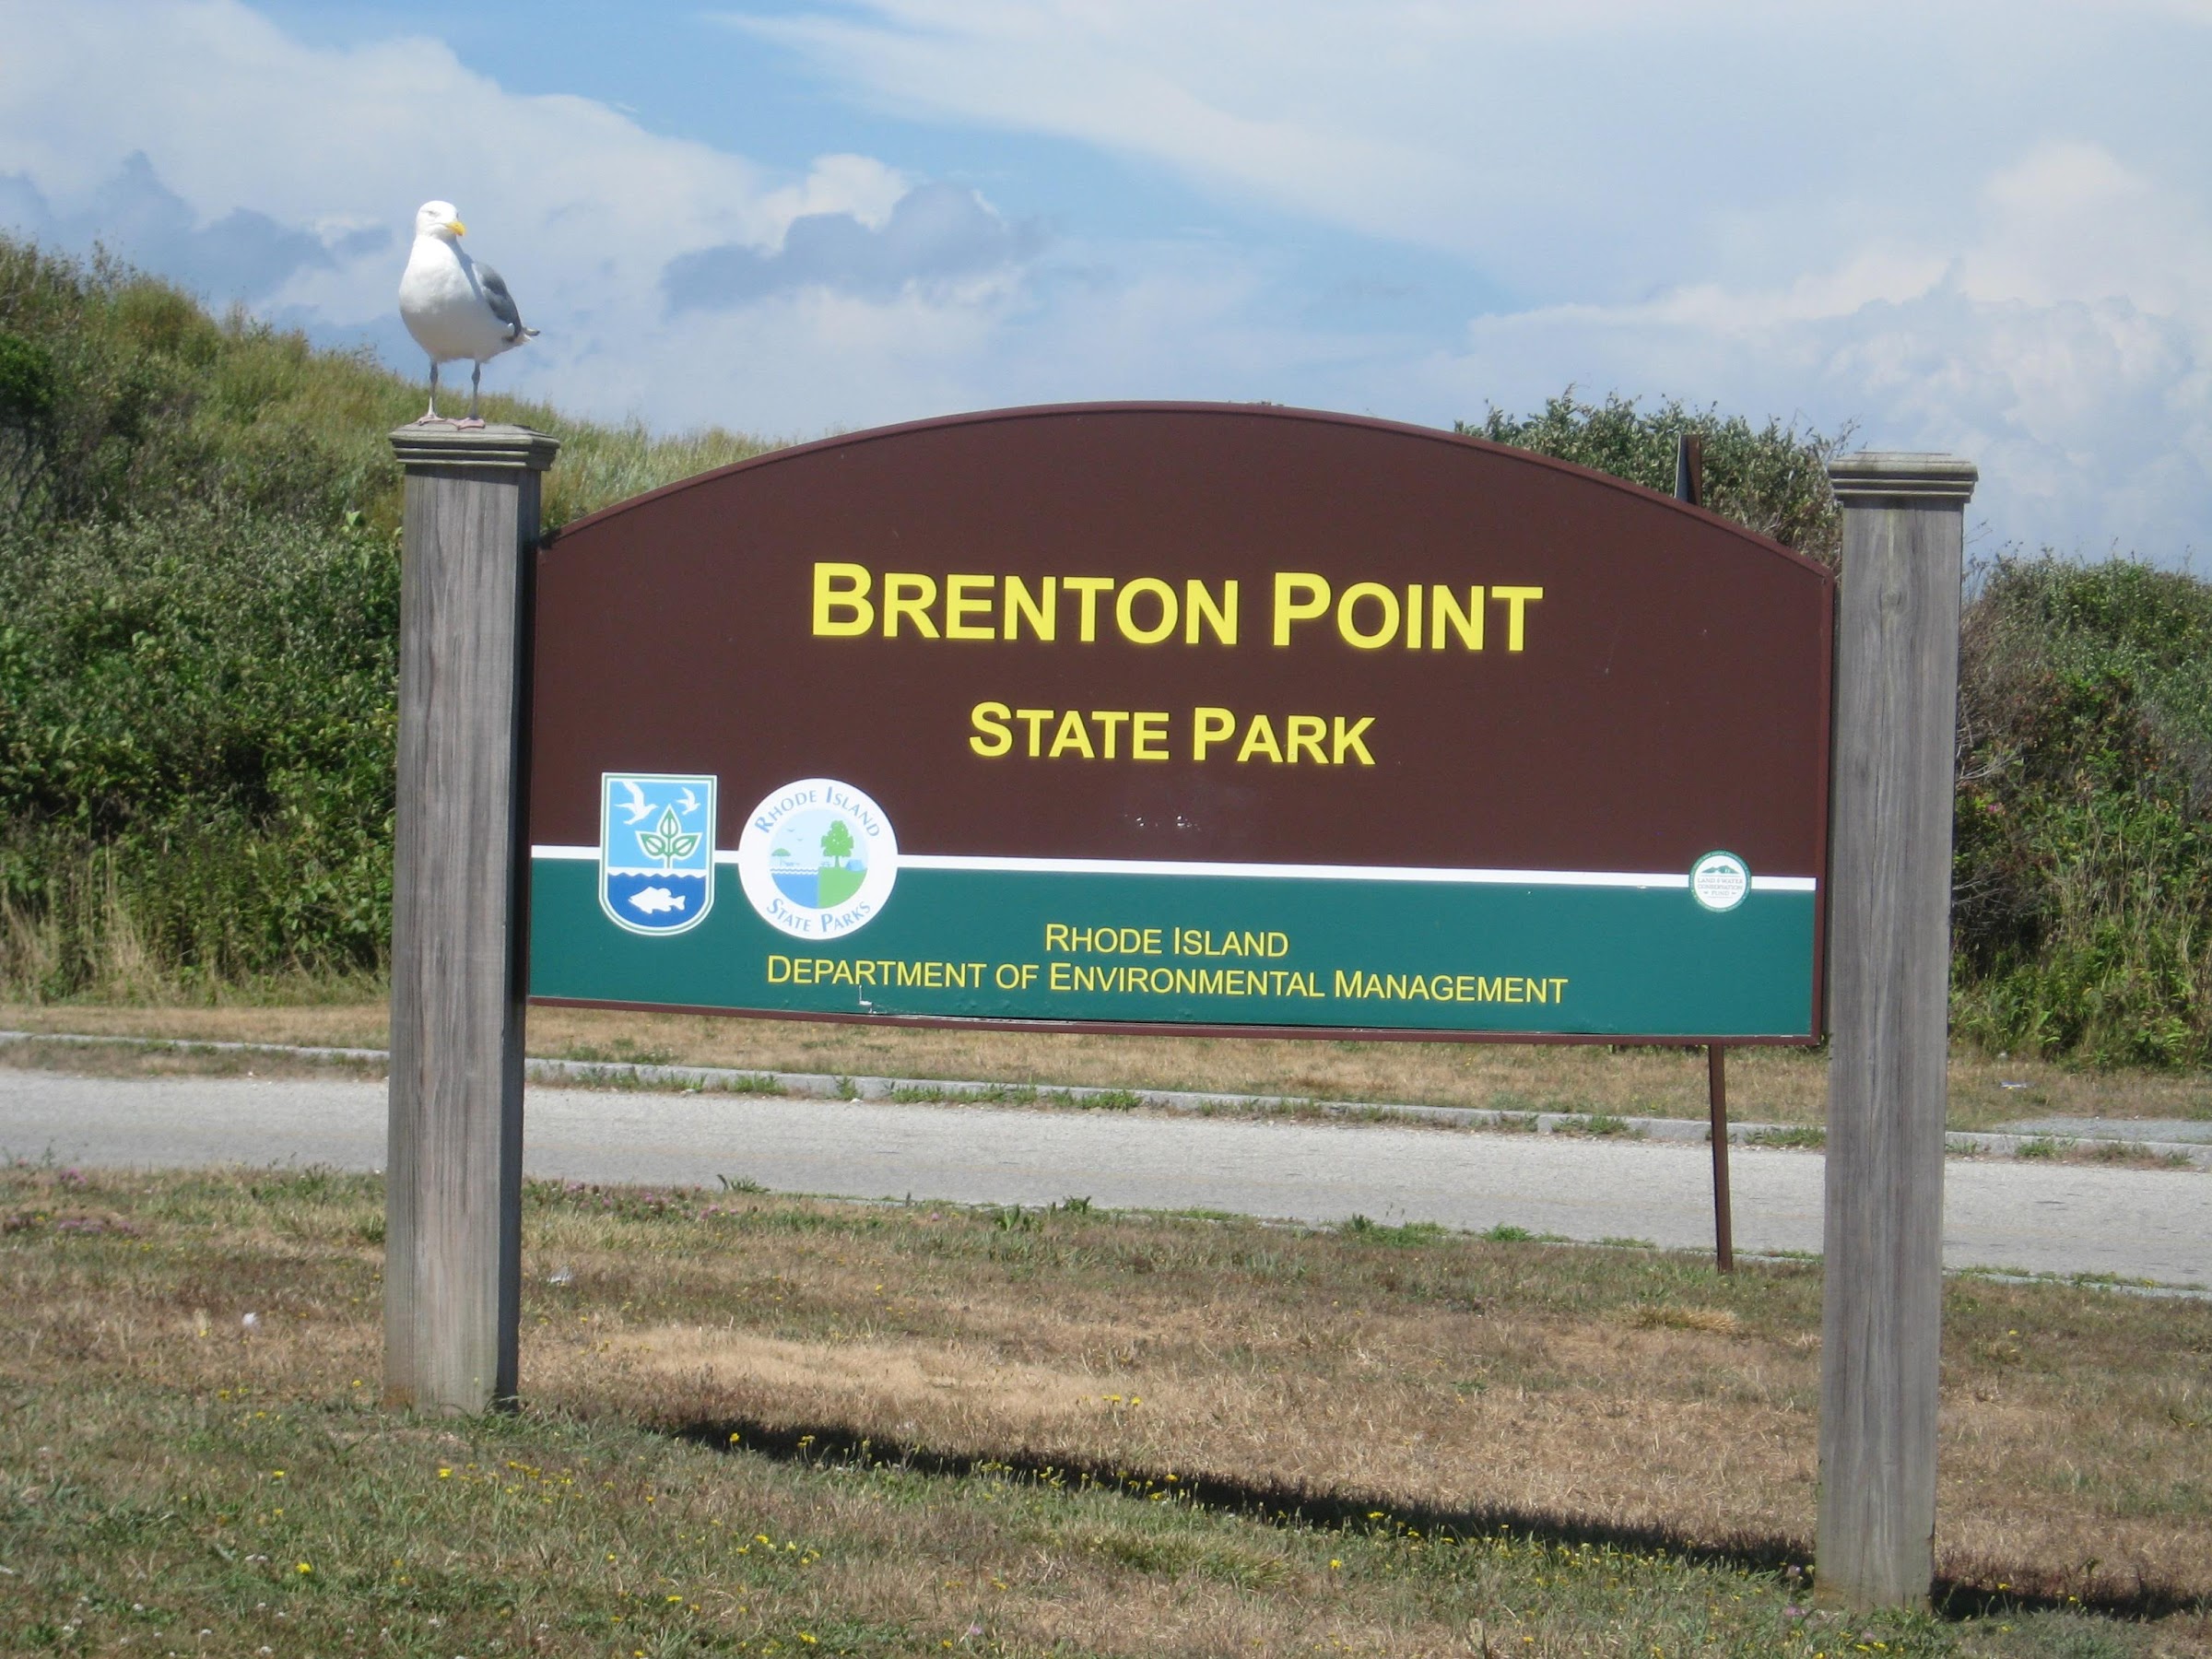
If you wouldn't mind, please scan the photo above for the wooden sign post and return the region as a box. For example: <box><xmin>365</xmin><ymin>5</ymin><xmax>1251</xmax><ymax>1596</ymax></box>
<box><xmin>383</xmin><ymin>423</ymin><xmax>559</xmax><ymax>1414</ymax></box>
<box><xmin>1817</xmin><ymin>452</ymin><xmax>1977</xmax><ymax>1607</ymax></box>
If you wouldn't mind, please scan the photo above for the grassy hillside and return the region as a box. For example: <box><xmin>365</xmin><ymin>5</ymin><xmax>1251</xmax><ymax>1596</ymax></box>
<box><xmin>0</xmin><ymin>237</ymin><xmax>768</xmax><ymax>995</ymax></box>
<box><xmin>0</xmin><ymin>238</ymin><xmax>771</xmax><ymax>543</ymax></box>
<box><xmin>3</xmin><ymin>241</ymin><xmax>2206</xmax><ymax>1065</ymax></box>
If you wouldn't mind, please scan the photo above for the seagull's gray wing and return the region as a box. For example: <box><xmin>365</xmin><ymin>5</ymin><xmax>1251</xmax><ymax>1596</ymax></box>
<box><xmin>476</xmin><ymin>263</ymin><xmax>536</xmax><ymax>341</ymax></box>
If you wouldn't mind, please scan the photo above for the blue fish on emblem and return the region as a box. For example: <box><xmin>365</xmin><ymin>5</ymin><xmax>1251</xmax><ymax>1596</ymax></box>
<box><xmin>600</xmin><ymin>773</ymin><xmax>717</xmax><ymax>935</ymax></box>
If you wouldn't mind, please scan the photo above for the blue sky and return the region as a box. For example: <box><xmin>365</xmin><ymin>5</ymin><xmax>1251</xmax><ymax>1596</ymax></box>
<box><xmin>5</xmin><ymin>0</ymin><xmax>2208</xmax><ymax>564</ymax></box>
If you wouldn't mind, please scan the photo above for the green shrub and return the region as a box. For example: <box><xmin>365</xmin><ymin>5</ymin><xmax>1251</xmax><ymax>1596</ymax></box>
<box><xmin>0</xmin><ymin>502</ymin><xmax>399</xmax><ymax>990</ymax></box>
<box><xmin>1460</xmin><ymin>389</ymin><xmax>1847</xmax><ymax>565</ymax></box>
<box><xmin>0</xmin><ymin>235</ymin><xmax>767</xmax><ymax>997</ymax></box>
<box><xmin>1951</xmin><ymin>556</ymin><xmax>2212</xmax><ymax>1065</ymax></box>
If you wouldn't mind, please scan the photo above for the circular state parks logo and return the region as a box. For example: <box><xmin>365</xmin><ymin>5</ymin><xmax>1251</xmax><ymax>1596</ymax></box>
<box><xmin>1689</xmin><ymin>850</ymin><xmax>1751</xmax><ymax>912</ymax></box>
<box><xmin>736</xmin><ymin>779</ymin><xmax>899</xmax><ymax>938</ymax></box>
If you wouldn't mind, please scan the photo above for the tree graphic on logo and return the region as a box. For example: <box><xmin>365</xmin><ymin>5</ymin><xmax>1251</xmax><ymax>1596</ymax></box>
<box><xmin>637</xmin><ymin>806</ymin><xmax>701</xmax><ymax>871</ymax></box>
<box><xmin>820</xmin><ymin>818</ymin><xmax>855</xmax><ymax>868</ymax></box>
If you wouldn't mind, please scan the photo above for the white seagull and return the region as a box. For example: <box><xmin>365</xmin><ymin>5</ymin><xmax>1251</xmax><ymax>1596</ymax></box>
<box><xmin>397</xmin><ymin>200</ymin><xmax>536</xmax><ymax>427</ymax></box>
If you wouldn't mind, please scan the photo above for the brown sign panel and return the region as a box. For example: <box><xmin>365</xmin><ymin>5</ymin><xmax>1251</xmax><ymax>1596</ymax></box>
<box><xmin>527</xmin><ymin>403</ymin><xmax>1833</xmax><ymax>1042</ymax></box>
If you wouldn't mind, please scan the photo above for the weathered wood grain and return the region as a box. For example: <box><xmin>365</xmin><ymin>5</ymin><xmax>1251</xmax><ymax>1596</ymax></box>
<box><xmin>384</xmin><ymin>425</ymin><xmax>558</xmax><ymax>1414</ymax></box>
<box><xmin>1818</xmin><ymin>453</ymin><xmax>1976</xmax><ymax>1607</ymax></box>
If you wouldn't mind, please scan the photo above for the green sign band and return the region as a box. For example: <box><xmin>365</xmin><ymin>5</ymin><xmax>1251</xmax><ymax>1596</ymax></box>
<box><xmin>529</xmin><ymin>853</ymin><xmax>1817</xmax><ymax>1038</ymax></box>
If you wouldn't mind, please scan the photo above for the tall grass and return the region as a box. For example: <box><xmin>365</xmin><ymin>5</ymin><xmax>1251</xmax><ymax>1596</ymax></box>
<box><xmin>0</xmin><ymin>235</ymin><xmax>772</xmax><ymax>537</ymax></box>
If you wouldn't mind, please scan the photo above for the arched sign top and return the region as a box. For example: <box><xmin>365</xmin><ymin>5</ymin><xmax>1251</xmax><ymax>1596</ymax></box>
<box><xmin>553</xmin><ymin>400</ymin><xmax>1830</xmax><ymax>582</ymax></box>
<box><xmin>529</xmin><ymin>402</ymin><xmax>1833</xmax><ymax>1043</ymax></box>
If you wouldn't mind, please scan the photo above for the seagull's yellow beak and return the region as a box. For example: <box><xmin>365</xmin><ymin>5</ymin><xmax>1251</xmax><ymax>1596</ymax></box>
<box><xmin>446</xmin><ymin>218</ymin><xmax>466</xmax><ymax>236</ymax></box>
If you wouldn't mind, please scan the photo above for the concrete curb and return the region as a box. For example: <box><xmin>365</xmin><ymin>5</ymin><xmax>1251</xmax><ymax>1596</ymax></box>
<box><xmin>3</xmin><ymin>1029</ymin><xmax>2206</xmax><ymax>1169</ymax></box>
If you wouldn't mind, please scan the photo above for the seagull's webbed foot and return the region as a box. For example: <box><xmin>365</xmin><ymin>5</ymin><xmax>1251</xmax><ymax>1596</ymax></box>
<box><xmin>452</xmin><ymin>416</ymin><xmax>488</xmax><ymax>429</ymax></box>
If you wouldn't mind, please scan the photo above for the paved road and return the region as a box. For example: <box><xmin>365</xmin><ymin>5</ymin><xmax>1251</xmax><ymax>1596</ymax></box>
<box><xmin>3</xmin><ymin>1068</ymin><xmax>2205</xmax><ymax>1285</ymax></box>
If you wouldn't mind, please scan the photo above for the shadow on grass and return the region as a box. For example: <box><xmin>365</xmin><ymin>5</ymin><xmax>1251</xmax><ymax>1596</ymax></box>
<box><xmin>645</xmin><ymin>1412</ymin><xmax>2206</xmax><ymax>1625</ymax></box>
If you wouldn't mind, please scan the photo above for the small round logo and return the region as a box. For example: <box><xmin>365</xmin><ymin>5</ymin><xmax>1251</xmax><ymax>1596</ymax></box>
<box><xmin>1689</xmin><ymin>850</ymin><xmax>1751</xmax><ymax>912</ymax></box>
<box><xmin>736</xmin><ymin>779</ymin><xmax>899</xmax><ymax>939</ymax></box>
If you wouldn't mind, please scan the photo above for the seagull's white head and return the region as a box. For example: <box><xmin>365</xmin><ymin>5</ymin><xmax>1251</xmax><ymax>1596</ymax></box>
<box><xmin>414</xmin><ymin>201</ymin><xmax>465</xmax><ymax>241</ymax></box>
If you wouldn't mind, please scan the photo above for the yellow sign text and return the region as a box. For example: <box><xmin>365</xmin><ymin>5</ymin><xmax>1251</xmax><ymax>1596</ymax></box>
<box><xmin>970</xmin><ymin>703</ymin><xmax>1377</xmax><ymax>764</ymax></box>
<box><xmin>813</xmin><ymin>563</ymin><xmax>1542</xmax><ymax>653</ymax></box>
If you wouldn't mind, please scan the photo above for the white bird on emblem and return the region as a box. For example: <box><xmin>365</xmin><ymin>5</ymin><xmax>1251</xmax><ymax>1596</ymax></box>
<box><xmin>677</xmin><ymin>788</ymin><xmax>700</xmax><ymax>815</ymax></box>
<box><xmin>615</xmin><ymin>779</ymin><xmax>654</xmax><ymax>824</ymax></box>
<box><xmin>398</xmin><ymin>200</ymin><xmax>537</xmax><ymax>427</ymax></box>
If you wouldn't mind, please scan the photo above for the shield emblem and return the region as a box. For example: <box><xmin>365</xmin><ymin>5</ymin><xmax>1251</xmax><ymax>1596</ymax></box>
<box><xmin>600</xmin><ymin>772</ymin><xmax>717</xmax><ymax>935</ymax></box>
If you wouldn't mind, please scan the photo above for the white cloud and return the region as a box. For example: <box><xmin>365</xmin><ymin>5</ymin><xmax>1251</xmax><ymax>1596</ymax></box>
<box><xmin>724</xmin><ymin>2</ymin><xmax>1462</xmax><ymax>250</ymax></box>
<box><xmin>3</xmin><ymin>6</ymin><xmax>759</xmax><ymax>268</ymax></box>
<box><xmin>1957</xmin><ymin>142</ymin><xmax>2212</xmax><ymax>320</ymax></box>
<box><xmin>2</xmin><ymin>1</ymin><xmax>2208</xmax><ymax>561</ymax></box>
<box><xmin>721</xmin><ymin>0</ymin><xmax>2188</xmax><ymax>297</ymax></box>
<box><xmin>1424</xmin><ymin>145</ymin><xmax>2212</xmax><ymax>560</ymax></box>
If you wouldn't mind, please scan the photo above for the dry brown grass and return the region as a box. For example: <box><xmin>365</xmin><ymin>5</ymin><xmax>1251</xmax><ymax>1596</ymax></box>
<box><xmin>6</xmin><ymin>998</ymin><xmax>2207</xmax><ymax>1129</ymax></box>
<box><xmin>4</xmin><ymin>1164</ymin><xmax>2207</xmax><ymax>1655</ymax></box>
<box><xmin>535</xmin><ymin>1214</ymin><xmax>2211</xmax><ymax>1611</ymax></box>
<box><xmin>587</xmin><ymin>1308</ymin><xmax>1812</xmax><ymax>1546</ymax></box>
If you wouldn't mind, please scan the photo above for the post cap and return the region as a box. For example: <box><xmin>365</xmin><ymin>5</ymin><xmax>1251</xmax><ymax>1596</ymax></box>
<box><xmin>389</xmin><ymin>423</ymin><xmax>560</xmax><ymax>473</ymax></box>
<box><xmin>1827</xmin><ymin>452</ymin><xmax>1976</xmax><ymax>507</ymax></box>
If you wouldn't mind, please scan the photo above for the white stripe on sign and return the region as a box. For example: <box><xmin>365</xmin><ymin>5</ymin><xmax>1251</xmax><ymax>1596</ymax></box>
<box><xmin>531</xmin><ymin>844</ymin><xmax>1816</xmax><ymax>893</ymax></box>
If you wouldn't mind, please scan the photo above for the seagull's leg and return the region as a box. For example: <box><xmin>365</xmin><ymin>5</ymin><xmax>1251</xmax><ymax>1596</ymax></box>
<box><xmin>415</xmin><ymin>360</ymin><xmax>447</xmax><ymax>425</ymax></box>
<box><xmin>453</xmin><ymin>360</ymin><xmax>488</xmax><ymax>430</ymax></box>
